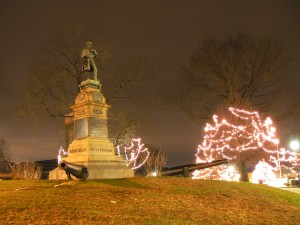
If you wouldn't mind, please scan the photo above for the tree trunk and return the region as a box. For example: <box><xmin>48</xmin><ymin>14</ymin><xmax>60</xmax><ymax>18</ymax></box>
<box><xmin>238</xmin><ymin>160</ymin><xmax>249</xmax><ymax>182</ymax></box>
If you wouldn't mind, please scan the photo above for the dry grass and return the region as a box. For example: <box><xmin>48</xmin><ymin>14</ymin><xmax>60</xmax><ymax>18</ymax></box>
<box><xmin>0</xmin><ymin>177</ymin><xmax>300</xmax><ymax>225</ymax></box>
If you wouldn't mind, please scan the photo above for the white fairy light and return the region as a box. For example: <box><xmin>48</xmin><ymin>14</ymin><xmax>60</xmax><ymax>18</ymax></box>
<box><xmin>193</xmin><ymin>107</ymin><xmax>300</xmax><ymax>181</ymax></box>
<box><xmin>57</xmin><ymin>146</ymin><xmax>68</xmax><ymax>164</ymax></box>
<box><xmin>117</xmin><ymin>138</ymin><xmax>150</xmax><ymax>170</ymax></box>
<box><xmin>252</xmin><ymin>160</ymin><xmax>276</xmax><ymax>184</ymax></box>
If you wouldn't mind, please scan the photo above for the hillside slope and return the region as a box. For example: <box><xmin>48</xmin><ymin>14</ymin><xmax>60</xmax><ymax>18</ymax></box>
<box><xmin>0</xmin><ymin>178</ymin><xmax>299</xmax><ymax>224</ymax></box>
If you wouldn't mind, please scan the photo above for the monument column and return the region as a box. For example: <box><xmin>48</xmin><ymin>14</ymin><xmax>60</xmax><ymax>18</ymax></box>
<box><xmin>49</xmin><ymin>42</ymin><xmax>134</xmax><ymax>180</ymax></box>
<box><xmin>67</xmin><ymin>79</ymin><xmax>116</xmax><ymax>163</ymax></box>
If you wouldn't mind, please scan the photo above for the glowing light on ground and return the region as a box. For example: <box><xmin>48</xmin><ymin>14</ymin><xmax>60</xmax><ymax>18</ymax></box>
<box><xmin>57</xmin><ymin>146</ymin><xmax>68</xmax><ymax>164</ymax></box>
<box><xmin>252</xmin><ymin>161</ymin><xmax>276</xmax><ymax>184</ymax></box>
<box><xmin>252</xmin><ymin>161</ymin><xmax>287</xmax><ymax>187</ymax></box>
<box><xmin>151</xmin><ymin>172</ymin><xmax>157</xmax><ymax>177</ymax></box>
<box><xmin>117</xmin><ymin>138</ymin><xmax>150</xmax><ymax>170</ymax></box>
<box><xmin>193</xmin><ymin>107</ymin><xmax>300</xmax><ymax>182</ymax></box>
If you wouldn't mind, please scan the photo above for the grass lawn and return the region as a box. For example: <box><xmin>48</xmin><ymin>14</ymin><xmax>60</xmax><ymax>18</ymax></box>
<box><xmin>0</xmin><ymin>177</ymin><xmax>300</xmax><ymax>225</ymax></box>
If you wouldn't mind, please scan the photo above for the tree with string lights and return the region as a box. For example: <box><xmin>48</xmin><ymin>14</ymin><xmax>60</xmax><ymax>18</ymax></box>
<box><xmin>195</xmin><ymin>107</ymin><xmax>284</xmax><ymax>182</ymax></box>
<box><xmin>117</xmin><ymin>138</ymin><xmax>150</xmax><ymax>170</ymax></box>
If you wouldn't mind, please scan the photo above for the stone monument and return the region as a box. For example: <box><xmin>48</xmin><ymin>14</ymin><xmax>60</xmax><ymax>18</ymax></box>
<box><xmin>49</xmin><ymin>42</ymin><xmax>134</xmax><ymax>180</ymax></box>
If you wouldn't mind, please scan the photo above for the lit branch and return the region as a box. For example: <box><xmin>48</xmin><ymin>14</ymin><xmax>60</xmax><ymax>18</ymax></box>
<box><xmin>117</xmin><ymin>138</ymin><xmax>150</xmax><ymax>170</ymax></box>
<box><xmin>57</xmin><ymin>146</ymin><xmax>68</xmax><ymax>164</ymax></box>
<box><xmin>193</xmin><ymin>107</ymin><xmax>300</xmax><ymax>181</ymax></box>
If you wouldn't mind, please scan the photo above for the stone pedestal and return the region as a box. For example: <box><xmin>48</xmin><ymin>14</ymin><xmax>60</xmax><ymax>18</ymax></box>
<box><xmin>49</xmin><ymin>79</ymin><xmax>134</xmax><ymax>180</ymax></box>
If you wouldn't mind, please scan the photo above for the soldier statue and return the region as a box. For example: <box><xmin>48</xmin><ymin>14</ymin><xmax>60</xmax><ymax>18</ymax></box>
<box><xmin>81</xmin><ymin>41</ymin><xmax>98</xmax><ymax>80</ymax></box>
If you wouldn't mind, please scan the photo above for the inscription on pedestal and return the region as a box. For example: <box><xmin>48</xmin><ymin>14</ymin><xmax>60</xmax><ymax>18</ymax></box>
<box><xmin>74</xmin><ymin>118</ymin><xmax>88</xmax><ymax>139</ymax></box>
<box><xmin>91</xmin><ymin>148</ymin><xmax>113</xmax><ymax>153</ymax></box>
<box><xmin>90</xmin><ymin>117</ymin><xmax>108</xmax><ymax>137</ymax></box>
<box><xmin>70</xmin><ymin>148</ymin><xmax>87</xmax><ymax>153</ymax></box>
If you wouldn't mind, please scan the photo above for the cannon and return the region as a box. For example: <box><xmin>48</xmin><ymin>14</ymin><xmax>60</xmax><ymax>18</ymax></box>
<box><xmin>59</xmin><ymin>160</ymin><xmax>89</xmax><ymax>180</ymax></box>
<box><xmin>160</xmin><ymin>159</ymin><xmax>228</xmax><ymax>177</ymax></box>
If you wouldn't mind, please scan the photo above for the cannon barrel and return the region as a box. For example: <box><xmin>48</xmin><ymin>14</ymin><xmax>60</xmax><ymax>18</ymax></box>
<box><xmin>160</xmin><ymin>159</ymin><xmax>228</xmax><ymax>177</ymax></box>
<box><xmin>59</xmin><ymin>160</ymin><xmax>89</xmax><ymax>180</ymax></box>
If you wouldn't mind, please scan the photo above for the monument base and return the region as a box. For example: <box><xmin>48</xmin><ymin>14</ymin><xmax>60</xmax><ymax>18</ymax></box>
<box><xmin>48</xmin><ymin>77</ymin><xmax>135</xmax><ymax>180</ymax></box>
<box><xmin>49</xmin><ymin>159</ymin><xmax>134</xmax><ymax>180</ymax></box>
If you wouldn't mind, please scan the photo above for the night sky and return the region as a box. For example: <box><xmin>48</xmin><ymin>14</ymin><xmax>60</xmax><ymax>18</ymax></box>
<box><xmin>1</xmin><ymin>0</ymin><xmax>300</xmax><ymax>166</ymax></box>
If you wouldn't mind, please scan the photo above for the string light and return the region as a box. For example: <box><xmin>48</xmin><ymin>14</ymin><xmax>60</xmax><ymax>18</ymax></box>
<box><xmin>117</xmin><ymin>138</ymin><xmax>150</xmax><ymax>170</ymax></box>
<box><xmin>252</xmin><ymin>160</ymin><xmax>276</xmax><ymax>185</ymax></box>
<box><xmin>193</xmin><ymin>107</ymin><xmax>300</xmax><ymax>182</ymax></box>
<box><xmin>57</xmin><ymin>146</ymin><xmax>68</xmax><ymax>164</ymax></box>
<box><xmin>192</xmin><ymin>164</ymin><xmax>240</xmax><ymax>181</ymax></box>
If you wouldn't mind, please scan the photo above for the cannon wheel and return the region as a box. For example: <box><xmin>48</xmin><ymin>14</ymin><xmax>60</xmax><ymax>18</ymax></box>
<box><xmin>66</xmin><ymin>168</ymin><xmax>89</xmax><ymax>181</ymax></box>
<box><xmin>66</xmin><ymin>172</ymin><xmax>77</xmax><ymax>181</ymax></box>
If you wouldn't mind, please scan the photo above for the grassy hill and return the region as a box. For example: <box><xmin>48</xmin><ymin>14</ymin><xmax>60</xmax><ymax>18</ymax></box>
<box><xmin>0</xmin><ymin>177</ymin><xmax>299</xmax><ymax>224</ymax></box>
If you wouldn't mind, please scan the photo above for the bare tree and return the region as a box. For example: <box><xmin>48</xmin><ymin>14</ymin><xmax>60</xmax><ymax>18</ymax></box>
<box><xmin>170</xmin><ymin>33</ymin><xmax>297</xmax><ymax>123</ymax></box>
<box><xmin>21</xmin><ymin>27</ymin><xmax>154</xmax><ymax>147</ymax></box>
<box><xmin>168</xmin><ymin>33</ymin><xmax>300</xmax><ymax>181</ymax></box>
<box><xmin>9</xmin><ymin>161</ymin><xmax>42</xmax><ymax>180</ymax></box>
<box><xmin>0</xmin><ymin>137</ymin><xmax>9</xmax><ymax>162</ymax></box>
<box><xmin>21</xmin><ymin>27</ymin><xmax>111</xmax><ymax>119</ymax></box>
<box><xmin>108</xmin><ymin>112</ymin><xmax>137</xmax><ymax>146</ymax></box>
<box><xmin>138</xmin><ymin>145</ymin><xmax>167</xmax><ymax>176</ymax></box>
<box><xmin>0</xmin><ymin>137</ymin><xmax>10</xmax><ymax>174</ymax></box>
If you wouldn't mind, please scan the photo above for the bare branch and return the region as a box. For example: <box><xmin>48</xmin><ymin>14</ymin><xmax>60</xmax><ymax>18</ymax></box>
<box><xmin>169</xmin><ymin>33</ymin><xmax>294</xmax><ymax>126</ymax></box>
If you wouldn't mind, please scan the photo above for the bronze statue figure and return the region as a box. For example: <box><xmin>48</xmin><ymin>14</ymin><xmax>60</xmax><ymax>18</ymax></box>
<box><xmin>81</xmin><ymin>41</ymin><xmax>98</xmax><ymax>80</ymax></box>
